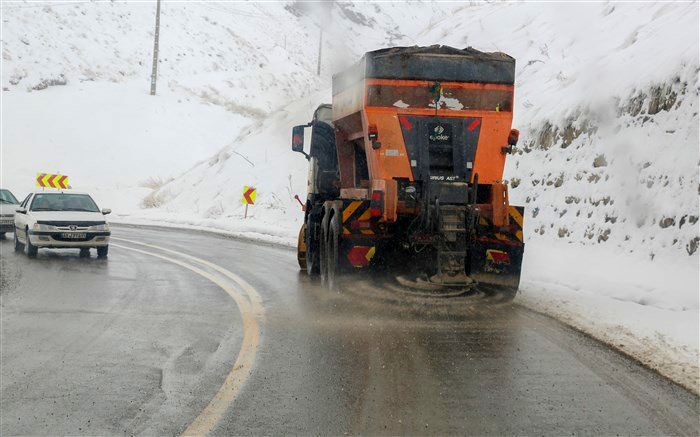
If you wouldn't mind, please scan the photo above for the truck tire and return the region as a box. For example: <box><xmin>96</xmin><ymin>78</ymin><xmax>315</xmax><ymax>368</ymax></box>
<box><xmin>97</xmin><ymin>246</ymin><xmax>109</xmax><ymax>259</ymax></box>
<box><xmin>325</xmin><ymin>212</ymin><xmax>342</xmax><ymax>291</ymax></box>
<box><xmin>25</xmin><ymin>228</ymin><xmax>37</xmax><ymax>258</ymax></box>
<box><xmin>306</xmin><ymin>220</ymin><xmax>321</xmax><ymax>276</ymax></box>
<box><xmin>319</xmin><ymin>213</ymin><xmax>330</xmax><ymax>286</ymax></box>
<box><xmin>14</xmin><ymin>230</ymin><xmax>24</xmax><ymax>252</ymax></box>
<box><xmin>0</xmin><ymin>232</ymin><xmax>6</xmax><ymax>240</ymax></box>
<box><xmin>297</xmin><ymin>225</ymin><xmax>307</xmax><ymax>271</ymax></box>
<box><xmin>79</xmin><ymin>248</ymin><xmax>90</xmax><ymax>258</ymax></box>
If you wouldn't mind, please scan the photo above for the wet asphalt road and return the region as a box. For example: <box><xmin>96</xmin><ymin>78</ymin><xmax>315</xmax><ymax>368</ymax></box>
<box><xmin>1</xmin><ymin>225</ymin><xmax>698</xmax><ymax>436</ymax></box>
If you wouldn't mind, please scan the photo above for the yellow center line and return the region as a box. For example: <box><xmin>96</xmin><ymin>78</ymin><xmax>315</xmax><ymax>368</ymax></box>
<box><xmin>112</xmin><ymin>237</ymin><xmax>264</xmax><ymax>310</ymax></box>
<box><xmin>111</xmin><ymin>240</ymin><xmax>265</xmax><ymax>436</ymax></box>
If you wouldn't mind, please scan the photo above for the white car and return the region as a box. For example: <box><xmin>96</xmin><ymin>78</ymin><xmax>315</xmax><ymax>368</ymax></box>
<box><xmin>0</xmin><ymin>188</ymin><xmax>20</xmax><ymax>239</ymax></box>
<box><xmin>14</xmin><ymin>191</ymin><xmax>111</xmax><ymax>258</ymax></box>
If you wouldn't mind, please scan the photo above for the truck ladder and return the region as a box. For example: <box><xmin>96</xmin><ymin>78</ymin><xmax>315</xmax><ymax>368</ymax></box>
<box><xmin>435</xmin><ymin>205</ymin><xmax>470</xmax><ymax>283</ymax></box>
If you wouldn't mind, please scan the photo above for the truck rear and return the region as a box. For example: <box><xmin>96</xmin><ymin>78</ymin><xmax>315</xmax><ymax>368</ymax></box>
<box><xmin>292</xmin><ymin>45</ymin><xmax>524</xmax><ymax>298</ymax></box>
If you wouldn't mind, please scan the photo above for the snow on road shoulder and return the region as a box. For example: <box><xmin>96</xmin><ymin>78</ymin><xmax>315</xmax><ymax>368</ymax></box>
<box><xmin>110</xmin><ymin>211</ymin><xmax>298</xmax><ymax>248</ymax></box>
<box><xmin>518</xmin><ymin>239</ymin><xmax>699</xmax><ymax>394</ymax></box>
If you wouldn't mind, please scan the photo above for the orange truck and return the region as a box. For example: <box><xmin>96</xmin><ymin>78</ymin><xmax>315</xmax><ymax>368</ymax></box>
<box><xmin>292</xmin><ymin>45</ymin><xmax>524</xmax><ymax>298</ymax></box>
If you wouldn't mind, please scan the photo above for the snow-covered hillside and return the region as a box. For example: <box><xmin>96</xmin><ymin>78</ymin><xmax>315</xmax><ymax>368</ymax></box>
<box><xmin>2</xmin><ymin>1</ymin><xmax>441</xmax><ymax>113</ymax></box>
<box><xmin>2</xmin><ymin>0</ymin><xmax>448</xmax><ymax>206</ymax></box>
<box><xmin>2</xmin><ymin>2</ymin><xmax>698</xmax><ymax>392</ymax></box>
<box><xmin>424</xmin><ymin>2</ymin><xmax>700</xmax><ymax>261</ymax></box>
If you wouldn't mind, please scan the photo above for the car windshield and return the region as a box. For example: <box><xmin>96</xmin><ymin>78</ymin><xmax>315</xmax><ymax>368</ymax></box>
<box><xmin>0</xmin><ymin>189</ymin><xmax>19</xmax><ymax>204</ymax></box>
<box><xmin>30</xmin><ymin>193</ymin><xmax>100</xmax><ymax>212</ymax></box>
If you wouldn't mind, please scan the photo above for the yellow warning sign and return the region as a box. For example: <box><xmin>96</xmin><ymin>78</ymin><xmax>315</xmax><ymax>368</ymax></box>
<box><xmin>36</xmin><ymin>173</ymin><xmax>70</xmax><ymax>189</ymax></box>
<box><xmin>242</xmin><ymin>186</ymin><xmax>256</xmax><ymax>205</ymax></box>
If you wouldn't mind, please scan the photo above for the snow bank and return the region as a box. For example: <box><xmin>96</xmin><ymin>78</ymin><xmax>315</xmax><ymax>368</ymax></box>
<box><xmin>518</xmin><ymin>239</ymin><xmax>699</xmax><ymax>393</ymax></box>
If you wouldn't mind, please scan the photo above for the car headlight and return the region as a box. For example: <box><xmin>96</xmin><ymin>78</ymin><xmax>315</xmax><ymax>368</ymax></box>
<box><xmin>33</xmin><ymin>223</ymin><xmax>55</xmax><ymax>231</ymax></box>
<box><xmin>90</xmin><ymin>224</ymin><xmax>109</xmax><ymax>231</ymax></box>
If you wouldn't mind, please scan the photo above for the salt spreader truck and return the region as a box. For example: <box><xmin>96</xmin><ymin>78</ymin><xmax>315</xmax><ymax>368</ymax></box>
<box><xmin>291</xmin><ymin>45</ymin><xmax>524</xmax><ymax>298</ymax></box>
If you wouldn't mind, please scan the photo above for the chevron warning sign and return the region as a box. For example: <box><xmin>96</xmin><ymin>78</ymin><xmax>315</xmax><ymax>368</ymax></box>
<box><xmin>242</xmin><ymin>186</ymin><xmax>256</xmax><ymax>205</ymax></box>
<box><xmin>36</xmin><ymin>173</ymin><xmax>70</xmax><ymax>189</ymax></box>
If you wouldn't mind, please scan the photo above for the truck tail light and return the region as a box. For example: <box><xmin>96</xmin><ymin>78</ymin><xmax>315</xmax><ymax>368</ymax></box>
<box><xmin>370</xmin><ymin>191</ymin><xmax>384</xmax><ymax>217</ymax></box>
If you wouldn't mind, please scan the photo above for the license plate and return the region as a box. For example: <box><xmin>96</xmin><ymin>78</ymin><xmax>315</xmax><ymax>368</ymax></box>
<box><xmin>0</xmin><ymin>220</ymin><xmax>12</xmax><ymax>225</ymax></box>
<box><xmin>61</xmin><ymin>233</ymin><xmax>86</xmax><ymax>239</ymax></box>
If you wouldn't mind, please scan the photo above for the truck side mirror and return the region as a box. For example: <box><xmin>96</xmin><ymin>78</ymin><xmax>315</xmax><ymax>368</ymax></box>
<box><xmin>16</xmin><ymin>207</ymin><xmax>26</xmax><ymax>214</ymax></box>
<box><xmin>292</xmin><ymin>125</ymin><xmax>309</xmax><ymax>159</ymax></box>
<box><xmin>508</xmin><ymin>128</ymin><xmax>520</xmax><ymax>146</ymax></box>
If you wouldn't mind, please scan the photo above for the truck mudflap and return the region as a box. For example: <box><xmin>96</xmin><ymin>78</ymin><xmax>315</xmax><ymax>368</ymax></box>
<box><xmin>332</xmin><ymin>199</ymin><xmax>383</xmax><ymax>270</ymax></box>
<box><xmin>468</xmin><ymin>237</ymin><xmax>524</xmax><ymax>289</ymax></box>
<box><xmin>468</xmin><ymin>205</ymin><xmax>525</xmax><ymax>289</ymax></box>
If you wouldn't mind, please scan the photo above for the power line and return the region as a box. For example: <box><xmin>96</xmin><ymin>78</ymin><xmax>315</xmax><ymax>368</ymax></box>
<box><xmin>316</xmin><ymin>28</ymin><xmax>322</xmax><ymax>76</ymax></box>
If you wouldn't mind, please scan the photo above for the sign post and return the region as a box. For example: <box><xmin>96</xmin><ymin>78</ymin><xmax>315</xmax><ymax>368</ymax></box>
<box><xmin>242</xmin><ymin>186</ymin><xmax>257</xmax><ymax>218</ymax></box>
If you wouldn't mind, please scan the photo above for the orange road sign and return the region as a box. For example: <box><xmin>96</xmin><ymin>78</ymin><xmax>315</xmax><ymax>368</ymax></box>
<box><xmin>242</xmin><ymin>186</ymin><xmax>256</xmax><ymax>205</ymax></box>
<box><xmin>36</xmin><ymin>173</ymin><xmax>69</xmax><ymax>189</ymax></box>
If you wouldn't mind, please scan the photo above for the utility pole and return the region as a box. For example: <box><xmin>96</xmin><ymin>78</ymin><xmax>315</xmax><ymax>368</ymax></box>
<box><xmin>150</xmin><ymin>0</ymin><xmax>161</xmax><ymax>95</ymax></box>
<box><xmin>312</xmin><ymin>1</ymin><xmax>331</xmax><ymax>76</ymax></box>
<box><xmin>316</xmin><ymin>27</ymin><xmax>323</xmax><ymax>76</ymax></box>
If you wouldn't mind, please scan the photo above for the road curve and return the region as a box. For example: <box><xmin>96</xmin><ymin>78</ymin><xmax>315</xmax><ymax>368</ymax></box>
<box><xmin>1</xmin><ymin>225</ymin><xmax>698</xmax><ymax>435</ymax></box>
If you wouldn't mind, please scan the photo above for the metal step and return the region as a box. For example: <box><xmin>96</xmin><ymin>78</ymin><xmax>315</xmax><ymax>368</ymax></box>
<box><xmin>438</xmin><ymin>251</ymin><xmax>467</xmax><ymax>256</ymax></box>
<box><xmin>440</xmin><ymin>226</ymin><xmax>466</xmax><ymax>233</ymax></box>
<box><xmin>437</xmin><ymin>205</ymin><xmax>468</xmax><ymax>276</ymax></box>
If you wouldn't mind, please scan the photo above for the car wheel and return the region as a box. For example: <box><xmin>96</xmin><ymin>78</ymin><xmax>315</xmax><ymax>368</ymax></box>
<box><xmin>79</xmin><ymin>248</ymin><xmax>90</xmax><ymax>258</ymax></box>
<box><xmin>306</xmin><ymin>219</ymin><xmax>321</xmax><ymax>276</ymax></box>
<box><xmin>25</xmin><ymin>228</ymin><xmax>38</xmax><ymax>258</ymax></box>
<box><xmin>14</xmin><ymin>230</ymin><xmax>24</xmax><ymax>252</ymax></box>
<box><xmin>97</xmin><ymin>246</ymin><xmax>108</xmax><ymax>259</ymax></box>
